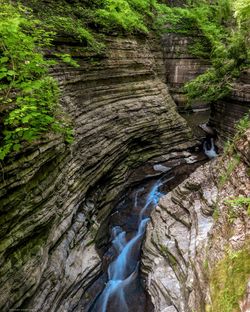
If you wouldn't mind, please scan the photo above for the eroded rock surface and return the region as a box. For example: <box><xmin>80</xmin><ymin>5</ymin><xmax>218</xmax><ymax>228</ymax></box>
<box><xmin>163</xmin><ymin>33</ymin><xmax>210</xmax><ymax>111</ymax></box>
<box><xmin>209</xmin><ymin>69</ymin><xmax>250</xmax><ymax>143</ymax></box>
<box><xmin>142</xmin><ymin>129</ymin><xmax>250</xmax><ymax>312</ymax></box>
<box><xmin>0</xmin><ymin>37</ymin><xmax>195</xmax><ymax>311</ymax></box>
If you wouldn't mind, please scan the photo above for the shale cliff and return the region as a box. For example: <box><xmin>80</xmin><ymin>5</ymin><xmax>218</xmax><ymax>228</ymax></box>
<box><xmin>163</xmin><ymin>33</ymin><xmax>210</xmax><ymax>111</ymax></box>
<box><xmin>209</xmin><ymin>69</ymin><xmax>250</xmax><ymax>143</ymax></box>
<box><xmin>0</xmin><ymin>37</ymin><xmax>195</xmax><ymax>311</ymax></box>
<box><xmin>142</xmin><ymin>129</ymin><xmax>250</xmax><ymax>312</ymax></box>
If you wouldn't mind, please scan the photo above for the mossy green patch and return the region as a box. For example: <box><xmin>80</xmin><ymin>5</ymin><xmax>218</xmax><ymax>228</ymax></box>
<box><xmin>223</xmin><ymin>114</ymin><xmax>250</xmax><ymax>158</ymax></box>
<box><xmin>218</xmin><ymin>154</ymin><xmax>241</xmax><ymax>188</ymax></box>
<box><xmin>225</xmin><ymin>196</ymin><xmax>250</xmax><ymax>218</ymax></box>
<box><xmin>212</xmin><ymin>204</ymin><xmax>220</xmax><ymax>221</ymax></box>
<box><xmin>209</xmin><ymin>245</ymin><xmax>250</xmax><ymax>312</ymax></box>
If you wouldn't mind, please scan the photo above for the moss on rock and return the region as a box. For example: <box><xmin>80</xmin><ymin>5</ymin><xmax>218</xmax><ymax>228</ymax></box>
<box><xmin>209</xmin><ymin>244</ymin><xmax>250</xmax><ymax>312</ymax></box>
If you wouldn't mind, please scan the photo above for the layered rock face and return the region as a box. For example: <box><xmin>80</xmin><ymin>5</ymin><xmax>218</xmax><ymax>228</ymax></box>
<box><xmin>163</xmin><ymin>33</ymin><xmax>250</xmax><ymax>142</ymax></box>
<box><xmin>209</xmin><ymin>69</ymin><xmax>250</xmax><ymax>143</ymax></box>
<box><xmin>142</xmin><ymin>129</ymin><xmax>250</xmax><ymax>311</ymax></box>
<box><xmin>0</xmin><ymin>37</ymin><xmax>195</xmax><ymax>311</ymax></box>
<box><xmin>163</xmin><ymin>33</ymin><xmax>210</xmax><ymax>111</ymax></box>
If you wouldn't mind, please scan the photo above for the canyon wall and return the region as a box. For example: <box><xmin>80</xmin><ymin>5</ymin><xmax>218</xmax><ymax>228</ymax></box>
<box><xmin>142</xmin><ymin>128</ymin><xmax>250</xmax><ymax>312</ymax></box>
<box><xmin>162</xmin><ymin>32</ymin><xmax>250</xmax><ymax>143</ymax></box>
<box><xmin>163</xmin><ymin>33</ymin><xmax>210</xmax><ymax>111</ymax></box>
<box><xmin>0</xmin><ymin>36</ymin><xmax>196</xmax><ymax>311</ymax></box>
<box><xmin>209</xmin><ymin>69</ymin><xmax>250</xmax><ymax>143</ymax></box>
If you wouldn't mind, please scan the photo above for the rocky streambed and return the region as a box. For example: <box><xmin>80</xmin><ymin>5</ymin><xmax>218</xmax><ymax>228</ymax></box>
<box><xmin>142</xmin><ymin>130</ymin><xmax>250</xmax><ymax>312</ymax></box>
<box><xmin>79</xmin><ymin>147</ymin><xmax>208</xmax><ymax>312</ymax></box>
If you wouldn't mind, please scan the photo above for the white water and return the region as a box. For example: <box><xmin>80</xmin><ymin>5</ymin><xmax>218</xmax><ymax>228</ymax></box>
<box><xmin>203</xmin><ymin>138</ymin><xmax>218</xmax><ymax>159</ymax></box>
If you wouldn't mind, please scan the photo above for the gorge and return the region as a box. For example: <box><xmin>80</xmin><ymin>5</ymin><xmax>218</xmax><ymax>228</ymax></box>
<box><xmin>0</xmin><ymin>1</ymin><xmax>249</xmax><ymax>312</ymax></box>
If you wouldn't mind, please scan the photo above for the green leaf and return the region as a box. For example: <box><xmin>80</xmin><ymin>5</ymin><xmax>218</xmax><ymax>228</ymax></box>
<box><xmin>0</xmin><ymin>72</ymin><xmax>7</xmax><ymax>79</ymax></box>
<box><xmin>0</xmin><ymin>56</ymin><xmax>9</xmax><ymax>63</ymax></box>
<box><xmin>13</xmin><ymin>143</ymin><xmax>21</xmax><ymax>151</ymax></box>
<box><xmin>7</xmin><ymin>70</ymin><xmax>16</xmax><ymax>76</ymax></box>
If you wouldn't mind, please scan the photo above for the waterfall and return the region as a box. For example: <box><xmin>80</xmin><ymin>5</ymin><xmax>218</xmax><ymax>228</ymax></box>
<box><xmin>91</xmin><ymin>179</ymin><xmax>164</xmax><ymax>312</ymax></box>
<box><xmin>203</xmin><ymin>137</ymin><xmax>218</xmax><ymax>159</ymax></box>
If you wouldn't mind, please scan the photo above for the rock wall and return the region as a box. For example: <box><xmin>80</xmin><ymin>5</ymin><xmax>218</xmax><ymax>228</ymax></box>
<box><xmin>142</xmin><ymin>129</ymin><xmax>250</xmax><ymax>311</ymax></box>
<box><xmin>0</xmin><ymin>36</ymin><xmax>195</xmax><ymax>311</ymax></box>
<box><xmin>163</xmin><ymin>33</ymin><xmax>210</xmax><ymax>111</ymax></box>
<box><xmin>162</xmin><ymin>33</ymin><xmax>250</xmax><ymax>143</ymax></box>
<box><xmin>209</xmin><ymin>69</ymin><xmax>250</xmax><ymax>144</ymax></box>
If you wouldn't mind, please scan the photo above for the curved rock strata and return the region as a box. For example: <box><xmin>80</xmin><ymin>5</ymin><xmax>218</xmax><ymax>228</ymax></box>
<box><xmin>142</xmin><ymin>129</ymin><xmax>250</xmax><ymax>312</ymax></box>
<box><xmin>0</xmin><ymin>37</ymin><xmax>195</xmax><ymax>311</ymax></box>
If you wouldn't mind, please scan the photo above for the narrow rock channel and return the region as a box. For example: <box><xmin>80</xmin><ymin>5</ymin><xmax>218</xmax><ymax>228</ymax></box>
<box><xmin>82</xmin><ymin>144</ymin><xmax>211</xmax><ymax>312</ymax></box>
<box><xmin>91</xmin><ymin>178</ymin><xmax>165</xmax><ymax>312</ymax></box>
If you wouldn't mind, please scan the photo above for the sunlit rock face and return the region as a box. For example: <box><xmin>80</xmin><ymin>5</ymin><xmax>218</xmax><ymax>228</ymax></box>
<box><xmin>142</xmin><ymin>129</ymin><xmax>250</xmax><ymax>312</ymax></box>
<box><xmin>0</xmin><ymin>36</ymin><xmax>195</xmax><ymax>311</ymax></box>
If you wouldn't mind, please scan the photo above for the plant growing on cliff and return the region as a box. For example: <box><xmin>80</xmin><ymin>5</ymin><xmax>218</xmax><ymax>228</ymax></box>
<box><xmin>18</xmin><ymin>0</ymin><xmax>177</xmax><ymax>44</ymax></box>
<box><xmin>225</xmin><ymin>196</ymin><xmax>250</xmax><ymax>217</ymax></box>
<box><xmin>0</xmin><ymin>2</ymin><xmax>73</xmax><ymax>160</ymax></box>
<box><xmin>218</xmin><ymin>154</ymin><xmax>240</xmax><ymax>188</ymax></box>
<box><xmin>1</xmin><ymin>0</ymin><xmax>188</xmax><ymax>160</ymax></box>
<box><xmin>223</xmin><ymin>114</ymin><xmax>250</xmax><ymax>156</ymax></box>
<box><xmin>159</xmin><ymin>0</ymin><xmax>250</xmax><ymax>103</ymax></box>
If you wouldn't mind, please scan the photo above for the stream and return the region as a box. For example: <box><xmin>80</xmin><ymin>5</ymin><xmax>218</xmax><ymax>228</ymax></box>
<box><xmin>87</xmin><ymin>137</ymin><xmax>217</xmax><ymax>312</ymax></box>
<box><xmin>90</xmin><ymin>177</ymin><xmax>171</xmax><ymax>312</ymax></box>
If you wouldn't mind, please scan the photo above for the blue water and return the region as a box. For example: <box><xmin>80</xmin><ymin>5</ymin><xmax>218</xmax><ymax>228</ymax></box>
<box><xmin>92</xmin><ymin>179</ymin><xmax>164</xmax><ymax>312</ymax></box>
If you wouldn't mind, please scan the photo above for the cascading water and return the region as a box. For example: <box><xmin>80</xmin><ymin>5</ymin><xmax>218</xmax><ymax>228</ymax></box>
<box><xmin>203</xmin><ymin>137</ymin><xmax>218</xmax><ymax>159</ymax></box>
<box><xmin>91</xmin><ymin>179</ymin><xmax>165</xmax><ymax>312</ymax></box>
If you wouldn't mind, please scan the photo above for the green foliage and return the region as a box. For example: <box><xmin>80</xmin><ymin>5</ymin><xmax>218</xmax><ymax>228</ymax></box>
<box><xmin>24</xmin><ymin>0</ymin><xmax>199</xmax><ymax>41</ymax></box>
<box><xmin>0</xmin><ymin>2</ymin><xmax>73</xmax><ymax>160</ymax></box>
<box><xmin>47</xmin><ymin>15</ymin><xmax>104</xmax><ymax>52</ymax></box>
<box><xmin>55</xmin><ymin>53</ymin><xmax>80</xmax><ymax>68</ymax></box>
<box><xmin>223</xmin><ymin>114</ymin><xmax>250</xmax><ymax>156</ymax></box>
<box><xmin>210</xmin><ymin>245</ymin><xmax>250</xmax><ymax>311</ymax></box>
<box><xmin>21</xmin><ymin>0</ymin><xmax>105</xmax><ymax>52</ymax></box>
<box><xmin>225</xmin><ymin>196</ymin><xmax>250</xmax><ymax>217</ymax></box>
<box><xmin>234</xmin><ymin>0</ymin><xmax>250</xmax><ymax>29</ymax></box>
<box><xmin>21</xmin><ymin>0</ymin><xmax>166</xmax><ymax>48</ymax></box>
<box><xmin>218</xmin><ymin>154</ymin><xmax>240</xmax><ymax>188</ymax></box>
<box><xmin>235</xmin><ymin>114</ymin><xmax>250</xmax><ymax>136</ymax></box>
<box><xmin>212</xmin><ymin>206</ymin><xmax>220</xmax><ymax>221</ymax></box>
<box><xmin>95</xmin><ymin>0</ymin><xmax>150</xmax><ymax>33</ymax></box>
<box><xmin>187</xmin><ymin>37</ymin><xmax>211</xmax><ymax>59</ymax></box>
<box><xmin>184</xmin><ymin>68</ymin><xmax>231</xmax><ymax>103</ymax></box>
<box><xmin>159</xmin><ymin>0</ymin><xmax>250</xmax><ymax>103</ymax></box>
<box><xmin>2</xmin><ymin>0</ymin><xmax>247</xmax><ymax>159</ymax></box>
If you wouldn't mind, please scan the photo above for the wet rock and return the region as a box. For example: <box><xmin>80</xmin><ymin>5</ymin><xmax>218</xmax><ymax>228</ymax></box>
<box><xmin>199</xmin><ymin>124</ymin><xmax>216</xmax><ymax>136</ymax></box>
<box><xmin>0</xmin><ymin>36</ymin><xmax>195</xmax><ymax>311</ymax></box>
<box><xmin>209</xmin><ymin>69</ymin><xmax>250</xmax><ymax>144</ymax></box>
<box><xmin>142</xmin><ymin>130</ymin><xmax>250</xmax><ymax>311</ymax></box>
<box><xmin>153</xmin><ymin>164</ymin><xmax>171</xmax><ymax>172</ymax></box>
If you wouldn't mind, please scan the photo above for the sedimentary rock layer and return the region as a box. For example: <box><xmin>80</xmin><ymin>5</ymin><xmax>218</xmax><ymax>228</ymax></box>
<box><xmin>162</xmin><ymin>33</ymin><xmax>210</xmax><ymax>110</ymax></box>
<box><xmin>142</xmin><ymin>129</ymin><xmax>250</xmax><ymax>312</ymax></box>
<box><xmin>209</xmin><ymin>69</ymin><xmax>250</xmax><ymax>143</ymax></box>
<box><xmin>0</xmin><ymin>37</ymin><xmax>195</xmax><ymax>311</ymax></box>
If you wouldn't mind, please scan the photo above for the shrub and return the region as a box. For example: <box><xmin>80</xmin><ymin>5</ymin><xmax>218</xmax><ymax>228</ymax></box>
<box><xmin>0</xmin><ymin>2</ymin><xmax>72</xmax><ymax>160</ymax></box>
